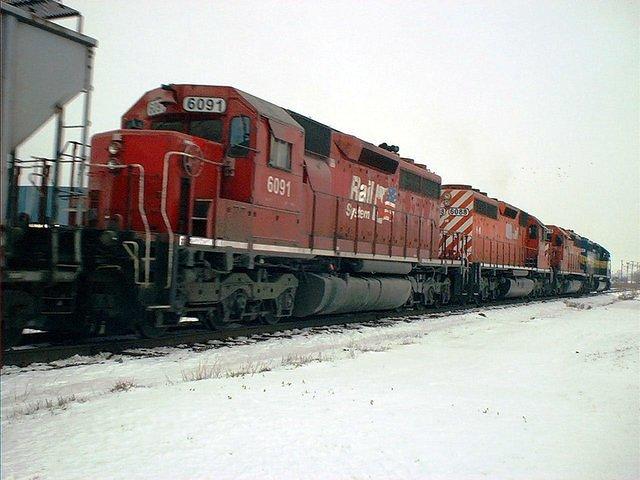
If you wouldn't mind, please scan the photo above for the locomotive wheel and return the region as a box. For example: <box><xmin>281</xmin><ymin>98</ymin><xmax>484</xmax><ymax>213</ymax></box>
<box><xmin>136</xmin><ymin>311</ymin><xmax>169</xmax><ymax>339</ymax></box>
<box><xmin>472</xmin><ymin>292</ymin><xmax>482</xmax><ymax>307</ymax></box>
<box><xmin>2</xmin><ymin>290</ymin><xmax>33</xmax><ymax>348</ymax></box>
<box><xmin>80</xmin><ymin>270</ymin><xmax>148</xmax><ymax>336</ymax></box>
<box><xmin>66</xmin><ymin>312</ymin><xmax>102</xmax><ymax>340</ymax></box>
<box><xmin>3</xmin><ymin>322</ymin><xmax>24</xmax><ymax>349</ymax></box>
<box><xmin>262</xmin><ymin>289</ymin><xmax>295</xmax><ymax>325</ymax></box>
<box><xmin>232</xmin><ymin>291</ymin><xmax>249</xmax><ymax>319</ymax></box>
<box><xmin>260</xmin><ymin>299</ymin><xmax>281</xmax><ymax>325</ymax></box>
<box><xmin>261</xmin><ymin>311</ymin><xmax>279</xmax><ymax>325</ymax></box>
<box><xmin>202</xmin><ymin>303</ymin><xmax>230</xmax><ymax>330</ymax></box>
<box><xmin>482</xmin><ymin>284</ymin><xmax>491</xmax><ymax>302</ymax></box>
<box><xmin>422</xmin><ymin>287</ymin><xmax>435</xmax><ymax>307</ymax></box>
<box><xmin>440</xmin><ymin>283</ymin><xmax>451</xmax><ymax>305</ymax></box>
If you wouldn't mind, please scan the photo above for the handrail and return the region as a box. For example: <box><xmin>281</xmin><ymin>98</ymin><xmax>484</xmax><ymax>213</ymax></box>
<box><xmin>93</xmin><ymin>163</ymin><xmax>151</xmax><ymax>285</ymax></box>
<box><xmin>122</xmin><ymin>241</ymin><xmax>141</xmax><ymax>285</ymax></box>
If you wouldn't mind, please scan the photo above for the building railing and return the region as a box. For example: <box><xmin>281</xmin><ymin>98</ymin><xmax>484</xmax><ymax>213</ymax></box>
<box><xmin>8</xmin><ymin>141</ymin><xmax>91</xmax><ymax>225</ymax></box>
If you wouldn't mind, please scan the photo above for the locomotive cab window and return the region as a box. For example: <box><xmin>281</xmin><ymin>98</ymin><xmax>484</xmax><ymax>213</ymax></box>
<box><xmin>528</xmin><ymin>225</ymin><xmax>538</xmax><ymax>239</ymax></box>
<box><xmin>269</xmin><ymin>135</ymin><xmax>292</xmax><ymax>171</ymax></box>
<box><xmin>152</xmin><ymin>121</ymin><xmax>185</xmax><ymax>133</ymax></box>
<box><xmin>151</xmin><ymin>119</ymin><xmax>222</xmax><ymax>143</ymax></box>
<box><xmin>190</xmin><ymin>119</ymin><xmax>222</xmax><ymax>142</ymax></box>
<box><xmin>125</xmin><ymin>119</ymin><xmax>144</xmax><ymax>129</ymax></box>
<box><xmin>228</xmin><ymin>116</ymin><xmax>251</xmax><ymax>157</ymax></box>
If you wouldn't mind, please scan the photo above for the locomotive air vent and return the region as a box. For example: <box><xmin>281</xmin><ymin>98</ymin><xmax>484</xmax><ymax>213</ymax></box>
<box><xmin>286</xmin><ymin>110</ymin><xmax>332</xmax><ymax>158</ymax></box>
<box><xmin>503</xmin><ymin>206</ymin><xmax>519</xmax><ymax>219</ymax></box>
<box><xmin>378</xmin><ymin>142</ymin><xmax>400</xmax><ymax>154</ymax></box>
<box><xmin>359</xmin><ymin>147</ymin><xmax>399</xmax><ymax>174</ymax></box>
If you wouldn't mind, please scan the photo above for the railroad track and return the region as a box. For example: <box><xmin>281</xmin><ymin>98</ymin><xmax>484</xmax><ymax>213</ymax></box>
<box><xmin>2</xmin><ymin>293</ymin><xmax>606</xmax><ymax>368</ymax></box>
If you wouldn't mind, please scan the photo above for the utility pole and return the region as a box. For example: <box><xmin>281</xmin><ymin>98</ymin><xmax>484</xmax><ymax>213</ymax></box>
<box><xmin>620</xmin><ymin>260</ymin><xmax>624</xmax><ymax>282</ymax></box>
<box><xmin>626</xmin><ymin>262</ymin><xmax>630</xmax><ymax>283</ymax></box>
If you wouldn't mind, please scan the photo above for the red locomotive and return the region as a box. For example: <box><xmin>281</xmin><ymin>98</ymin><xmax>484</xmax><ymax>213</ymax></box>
<box><xmin>440</xmin><ymin>185</ymin><xmax>552</xmax><ymax>299</ymax></box>
<box><xmin>86</xmin><ymin>84</ymin><xmax>447</xmax><ymax>334</ymax></box>
<box><xmin>2</xmin><ymin>84</ymin><xmax>611</xmax><ymax>345</ymax></box>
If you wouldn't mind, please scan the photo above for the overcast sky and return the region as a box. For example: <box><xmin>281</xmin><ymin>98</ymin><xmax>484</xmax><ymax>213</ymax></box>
<box><xmin>28</xmin><ymin>0</ymin><xmax>640</xmax><ymax>265</ymax></box>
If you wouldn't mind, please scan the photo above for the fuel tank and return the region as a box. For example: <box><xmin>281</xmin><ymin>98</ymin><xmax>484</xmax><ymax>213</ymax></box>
<box><xmin>293</xmin><ymin>273</ymin><xmax>412</xmax><ymax>317</ymax></box>
<box><xmin>347</xmin><ymin>259</ymin><xmax>413</xmax><ymax>275</ymax></box>
<box><xmin>563</xmin><ymin>280</ymin><xmax>583</xmax><ymax>294</ymax></box>
<box><xmin>500</xmin><ymin>278</ymin><xmax>535</xmax><ymax>298</ymax></box>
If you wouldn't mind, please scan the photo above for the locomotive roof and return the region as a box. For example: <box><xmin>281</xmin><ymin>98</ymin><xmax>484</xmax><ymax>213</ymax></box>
<box><xmin>441</xmin><ymin>184</ymin><xmax>496</xmax><ymax>203</ymax></box>
<box><xmin>235</xmin><ymin>89</ymin><xmax>303</xmax><ymax>131</ymax></box>
<box><xmin>234</xmin><ymin>88</ymin><xmax>435</xmax><ymax>176</ymax></box>
<box><xmin>443</xmin><ymin>184</ymin><xmax>548</xmax><ymax>226</ymax></box>
<box><xmin>549</xmin><ymin>225</ymin><xmax>580</xmax><ymax>241</ymax></box>
<box><xmin>137</xmin><ymin>84</ymin><xmax>439</xmax><ymax>178</ymax></box>
<box><xmin>143</xmin><ymin>84</ymin><xmax>305</xmax><ymax>131</ymax></box>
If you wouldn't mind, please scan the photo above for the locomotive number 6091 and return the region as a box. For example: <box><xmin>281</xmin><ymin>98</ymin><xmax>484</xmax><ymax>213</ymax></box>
<box><xmin>267</xmin><ymin>176</ymin><xmax>291</xmax><ymax>197</ymax></box>
<box><xmin>182</xmin><ymin>96</ymin><xmax>226</xmax><ymax>113</ymax></box>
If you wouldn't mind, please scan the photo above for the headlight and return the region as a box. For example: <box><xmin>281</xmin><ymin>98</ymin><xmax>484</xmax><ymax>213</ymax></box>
<box><xmin>108</xmin><ymin>140</ymin><xmax>122</xmax><ymax>155</ymax></box>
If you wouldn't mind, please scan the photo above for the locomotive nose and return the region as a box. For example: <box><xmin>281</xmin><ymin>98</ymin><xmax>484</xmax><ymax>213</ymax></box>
<box><xmin>89</xmin><ymin>129</ymin><xmax>223</xmax><ymax>235</ymax></box>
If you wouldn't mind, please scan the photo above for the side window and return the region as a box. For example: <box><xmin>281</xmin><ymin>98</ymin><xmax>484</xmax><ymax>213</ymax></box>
<box><xmin>125</xmin><ymin>119</ymin><xmax>144</xmax><ymax>129</ymax></box>
<box><xmin>528</xmin><ymin>225</ymin><xmax>538</xmax><ymax>239</ymax></box>
<box><xmin>228</xmin><ymin>116</ymin><xmax>251</xmax><ymax>157</ymax></box>
<box><xmin>269</xmin><ymin>135</ymin><xmax>292</xmax><ymax>171</ymax></box>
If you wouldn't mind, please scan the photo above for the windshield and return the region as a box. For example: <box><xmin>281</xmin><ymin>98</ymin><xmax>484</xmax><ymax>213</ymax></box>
<box><xmin>152</xmin><ymin>119</ymin><xmax>223</xmax><ymax>143</ymax></box>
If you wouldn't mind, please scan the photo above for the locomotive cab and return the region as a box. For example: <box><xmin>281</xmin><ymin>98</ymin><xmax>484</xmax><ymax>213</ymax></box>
<box><xmin>548</xmin><ymin>226</ymin><xmax>586</xmax><ymax>294</ymax></box>
<box><xmin>523</xmin><ymin>215</ymin><xmax>551</xmax><ymax>270</ymax></box>
<box><xmin>94</xmin><ymin>84</ymin><xmax>308</xmax><ymax>248</ymax></box>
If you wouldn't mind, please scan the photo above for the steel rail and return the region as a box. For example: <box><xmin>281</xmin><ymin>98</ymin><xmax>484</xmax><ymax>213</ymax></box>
<box><xmin>1</xmin><ymin>292</ymin><xmax>610</xmax><ymax>368</ymax></box>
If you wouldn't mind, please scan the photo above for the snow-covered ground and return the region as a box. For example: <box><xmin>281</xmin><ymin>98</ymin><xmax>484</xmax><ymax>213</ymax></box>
<box><xmin>2</xmin><ymin>293</ymin><xmax>639</xmax><ymax>480</ymax></box>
